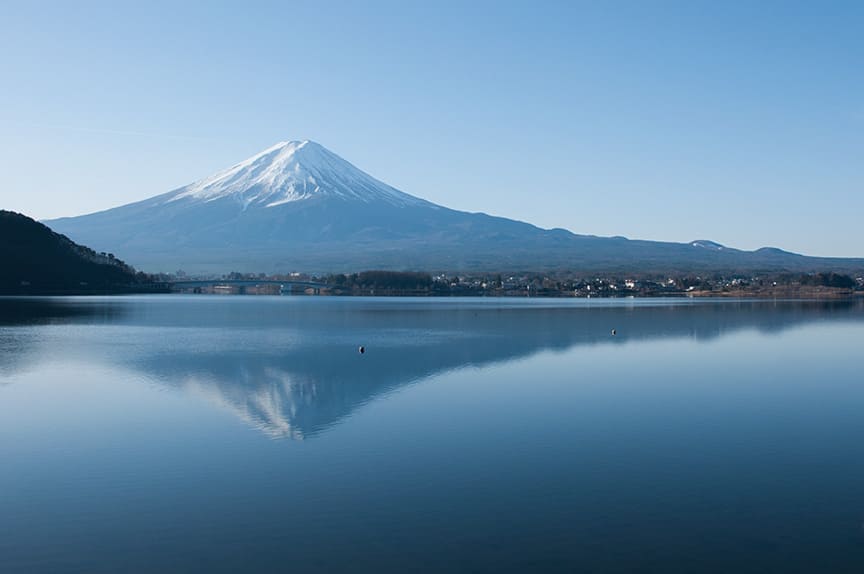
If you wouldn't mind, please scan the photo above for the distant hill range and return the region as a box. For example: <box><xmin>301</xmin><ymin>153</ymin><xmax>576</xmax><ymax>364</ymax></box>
<box><xmin>45</xmin><ymin>141</ymin><xmax>864</xmax><ymax>274</ymax></box>
<box><xmin>0</xmin><ymin>210</ymin><xmax>155</xmax><ymax>294</ymax></box>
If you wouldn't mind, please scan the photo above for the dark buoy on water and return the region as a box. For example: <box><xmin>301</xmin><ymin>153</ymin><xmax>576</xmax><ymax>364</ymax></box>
<box><xmin>611</xmin><ymin>329</ymin><xmax>617</xmax><ymax>336</ymax></box>
<box><xmin>358</xmin><ymin>346</ymin><xmax>365</xmax><ymax>354</ymax></box>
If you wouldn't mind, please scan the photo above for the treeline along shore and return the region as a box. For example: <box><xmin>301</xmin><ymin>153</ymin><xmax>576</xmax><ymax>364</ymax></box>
<box><xmin>164</xmin><ymin>270</ymin><xmax>864</xmax><ymax>298</ymax></box>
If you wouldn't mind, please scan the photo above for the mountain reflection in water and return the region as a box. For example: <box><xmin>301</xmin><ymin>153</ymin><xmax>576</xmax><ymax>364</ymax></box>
<box><xmin>2</xmin><ymin>296</ymin><xmax>861</xmax><ymax>439</ymax></box>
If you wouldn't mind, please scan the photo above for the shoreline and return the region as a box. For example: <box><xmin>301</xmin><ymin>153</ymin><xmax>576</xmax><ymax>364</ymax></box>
<box><xmin>2</xmin><ymin>290</ymin><xmax>861</xmax><ymax>301</ymax></box>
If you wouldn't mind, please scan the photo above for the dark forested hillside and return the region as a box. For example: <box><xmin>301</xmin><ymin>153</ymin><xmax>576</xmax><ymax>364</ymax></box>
<box><xmin>0</xmin><ymin>210</ymin><xmax>157</xmax><ymax>294</ymax></box>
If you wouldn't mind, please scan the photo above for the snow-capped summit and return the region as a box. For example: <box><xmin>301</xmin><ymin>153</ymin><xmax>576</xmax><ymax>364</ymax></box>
<box><xmin>167</xmin><ymin>140</ymin><xmax>429</xmax><ymax>209</ymax></box>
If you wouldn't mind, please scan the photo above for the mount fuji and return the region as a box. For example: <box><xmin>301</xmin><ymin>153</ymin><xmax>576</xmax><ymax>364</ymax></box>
<box><xmin>46</xmin><ymin>140</ymin><xmax>863</xmax><ymax>274</ymax></box>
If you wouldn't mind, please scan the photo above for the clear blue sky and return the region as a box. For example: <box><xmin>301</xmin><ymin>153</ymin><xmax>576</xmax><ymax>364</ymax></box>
<box><xmin>1</xmin><ymin>0</ymin><xmax>861</xmax><ymax>256</ymax></box>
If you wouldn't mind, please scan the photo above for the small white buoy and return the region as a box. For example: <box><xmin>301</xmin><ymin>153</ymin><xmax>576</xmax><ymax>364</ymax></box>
<box><xmin>611</xmin><ymin>329</ymin><xmax>617</xmax><ymax>336</ymax></box>
<box><xmin>358</xmin><ymin>346</ymin><xmax>365</xmax><ymax>354</ymax></box>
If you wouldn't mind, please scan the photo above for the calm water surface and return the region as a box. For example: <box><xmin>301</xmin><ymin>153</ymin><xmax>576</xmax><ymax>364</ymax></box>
<box><xmin>1</xmin><ymin>296</ymin><xmax>864</xmax><ymax>573</ymax></box>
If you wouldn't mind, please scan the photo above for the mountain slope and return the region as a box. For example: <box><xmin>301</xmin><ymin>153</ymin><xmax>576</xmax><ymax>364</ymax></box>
<box><xmin>0</xmin><ymin>210</ymin><xmax>150</xmax><ymax>293</ymax></box>
<box><xmin>45</xmin><ymin>141</ymin><xmax>864</xmax><ymax>274</ymax></box>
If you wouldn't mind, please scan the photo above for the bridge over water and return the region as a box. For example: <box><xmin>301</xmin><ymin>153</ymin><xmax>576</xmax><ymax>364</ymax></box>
<box><xmin>168</xmin><ymin>280</ymin><xmax>331</xmax><ymax>294</ymax></box>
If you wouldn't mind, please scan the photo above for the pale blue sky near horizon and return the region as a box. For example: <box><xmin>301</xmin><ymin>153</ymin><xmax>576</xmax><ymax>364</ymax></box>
<box><xmin>0</xmin><ymin>0</ymin><xmax>861</xmax><ymax>257</ymax></box>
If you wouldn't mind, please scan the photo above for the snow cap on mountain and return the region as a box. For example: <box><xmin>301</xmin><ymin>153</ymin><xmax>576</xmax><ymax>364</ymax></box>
<box><xmin>168</xmin><ymin>140</ymin><xmax>428</xmax><ymax>209</ymax></box>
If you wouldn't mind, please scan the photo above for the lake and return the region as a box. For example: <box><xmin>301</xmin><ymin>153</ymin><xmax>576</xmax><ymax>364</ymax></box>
<box><xmin>1</xmin><ymin>295</ymin><xmax>864</xmax><ymax>573</ymax></box>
